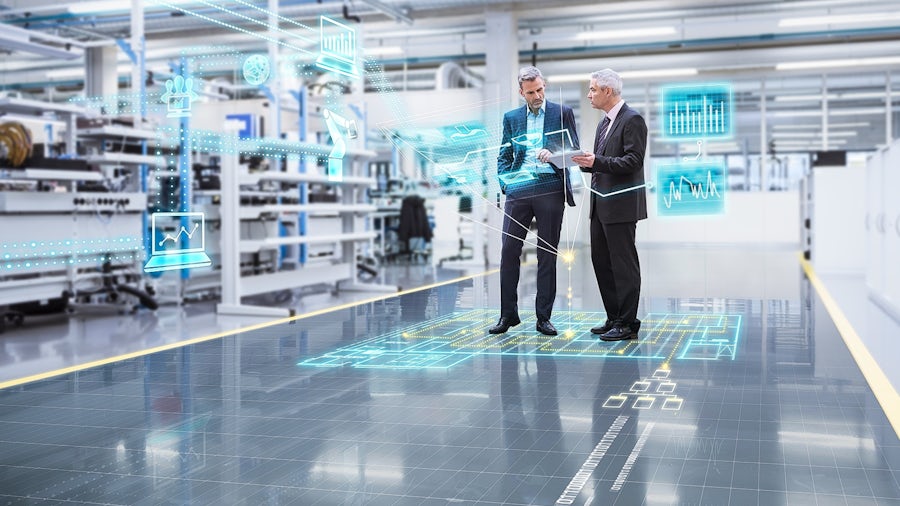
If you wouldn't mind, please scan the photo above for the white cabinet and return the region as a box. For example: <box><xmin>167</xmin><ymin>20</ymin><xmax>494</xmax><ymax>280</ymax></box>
<box><xmin>866</xmin><ymin>149</ymin><xmax>884</xmax><ymax>294</ymax></box>
<box><xmin>883</xmin><ymin>144</ymin><xmax>900</xmax><ymax>308</ymax></box>
<box><xmin>866</xmin><ymin>138</ymin><xmax>900</xmax><ymax>318</ymax></box>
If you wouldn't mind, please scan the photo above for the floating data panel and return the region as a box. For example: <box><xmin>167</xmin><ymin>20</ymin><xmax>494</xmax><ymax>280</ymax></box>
<box><xmin>656</xmin><ymin>163</ymin><xmax>726</xmax><ymax>216</ymax></box>
<box><xmin>660</xmin><ymin>83</ymin><xmax>734</xmax><ymax>140</ymax></box>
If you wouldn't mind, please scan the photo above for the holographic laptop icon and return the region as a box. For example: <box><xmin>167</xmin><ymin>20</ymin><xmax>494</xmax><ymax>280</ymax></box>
<box><xmin>143</xmin><ymin>212</ymin><xmax>212</xmax><ymax>273</ymax></box>
<box><xmin>315</xmin><ymin>16</ymin><xmax>360</xmax><ymax>79</ymax></box>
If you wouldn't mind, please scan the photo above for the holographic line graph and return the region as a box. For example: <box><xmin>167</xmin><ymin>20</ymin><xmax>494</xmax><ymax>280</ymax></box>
<box><xmin>158</xmin><ymin>223</ymin><xmax>199</xmax><ymax>247</ymax></box>
<box><xmin>662</xmin><ymin>171</ymin><xmax>721</xmax><ymax>209</ymax></box>
<box><xmin>587</xmin><ymin>183</ymin><xmax>652</xmax><ymax>199</ymax></box>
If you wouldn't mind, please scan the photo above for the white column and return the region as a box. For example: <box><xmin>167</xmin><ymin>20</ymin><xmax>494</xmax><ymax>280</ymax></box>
<box><xmin>887</xmin><ymin>71</ymin><xmax>893</xmax><ymax>144</ymax></box>
<box><xmin>85</xmin><ymin>45</ymin><xmax>119</xmax><ymax>114</ymax></box>
<box><xmin>268</xmin><ymin>0</ymin><xmax>280</xmax><ymax>137</ymax></box>
<box><xmin>131</xmin><ymin>0</ymin><xmax>144</xmax><ymax>122</ymax></box>
<box><xmin>482</xmin><ymin>9</ymin><xmax>518</xmax><ymax>267</ymax></box>
<box><xmin>760</xmin><ymin>79</ymin><xmax>767</xmax><ymax>192</ymax></box>
<box><xmin>822</xmin><ymin>74</ymin><xmax>829</xmax><ymax>151</ymax></box>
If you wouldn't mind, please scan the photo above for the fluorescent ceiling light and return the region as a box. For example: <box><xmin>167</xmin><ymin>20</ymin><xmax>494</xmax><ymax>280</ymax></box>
<box><xmin>772</xmin><ymin>122</ymin><xmax>870</xmax><ymax>129</ymax></box>
<box><xmin>0</xmin><ymin>23</ymin><xmax>84</xmax><ymax>59</ymax></box>
<box><xmin>575</xmin><ymin>26</ymin><xmax>676</xmax><ymax>41</ymax></box>
<box><xmin>68</xmin><ymin>0</ymin><xmax>195</xmax><ymax>14</ymax></box>
<box><xmin>776</xmin><ymin>56</ymin><xmax>900</xmax><ymax>70</ymax></box>
<box><xmin>46</xmin><ymin>64</ymin><xmax>132</xmax><ymax>79</ymax></box>
<box><xmin>775</xmin><ymin>92</ymin><xmax>890</xmax><ymax>102</ymax></box>
<box><xmin>776</xmin><ymin>139</ymin><xmax>848</xmax><ymax>145</ymax></box>
<box><xmin>621</xmin><ymin>68</ymin><xmax>697</xmax><ymax>79</ymax></box>
<box><xmin>772</xmin><ymin>131</ymin><xmax>857</xmax><ymax>138</ymax></box>
<box><xmin>770</xmin><ymin>108</ymin><xmax>886</xmax><ymax>117</ymax></box>
<box><xmin>779</xmin><ymin>11</ymin><xmax>900</xmax><ymax>28</ymax></box>
<box><xmin>363</xmin><ymin>46</ymin><xmax>404</xmax><ymax>56</ymax></box>
<box><xmin>550</xmin><ymin>68</ymin><xmax>696</xmax><ymax>83</ymax></box>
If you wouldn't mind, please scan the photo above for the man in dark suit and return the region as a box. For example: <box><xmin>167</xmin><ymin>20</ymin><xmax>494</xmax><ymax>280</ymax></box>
<box><xmin>571</xmin><ymin>68</ymin><xmax>647</xmax><ymax>342</ymax></box>
<box><xmin>489</xmin><ymin>66</ymin><xmax>579</xmax><ymax>336</ymax></box>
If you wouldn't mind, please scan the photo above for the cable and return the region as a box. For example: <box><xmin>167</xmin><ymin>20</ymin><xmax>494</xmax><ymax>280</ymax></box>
<box><xmin>0</xmin><ymin>121</ymin><xmax>33</xmax><ymax>167</ymax></box>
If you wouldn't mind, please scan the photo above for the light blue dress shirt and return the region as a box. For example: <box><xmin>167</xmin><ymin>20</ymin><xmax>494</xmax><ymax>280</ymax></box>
<box><xmin>523</xmin><ymin>103</ymin><xmax>555</xmax><ymax>175</ymax></box>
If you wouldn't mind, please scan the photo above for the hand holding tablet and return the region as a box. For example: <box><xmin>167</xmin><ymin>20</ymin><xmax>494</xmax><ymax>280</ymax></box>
<box><xmin>549</xmin><ymin>149</ymin><xmax>592</xmax><ymax>168</ymax></box>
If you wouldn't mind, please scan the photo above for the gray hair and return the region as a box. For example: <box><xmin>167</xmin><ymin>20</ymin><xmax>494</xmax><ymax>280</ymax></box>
<box><xmin>518</xmin><ymin>66</ymin><xmax>544</xmax><ymax>88</ymax></box>
<box><xmin>590</xmin><ymin>69</ymin><xmax>622</xmax><ymax>96</ymax></box>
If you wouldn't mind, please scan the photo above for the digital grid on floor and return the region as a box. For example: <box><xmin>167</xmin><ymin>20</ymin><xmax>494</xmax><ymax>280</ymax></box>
<box><xmin>1</xmin><ymin>266</ymin><xmax>899</xmax><ymax>505</ymax></box>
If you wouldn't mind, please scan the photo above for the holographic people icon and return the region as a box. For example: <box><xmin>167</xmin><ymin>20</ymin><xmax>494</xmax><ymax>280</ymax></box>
<box><xmin>242</xmin><ymin>55</ymin><xmax>271</xmax><ymax>85</ymax></box>
<box><xmin>315</xmin><ymin>16</ymin><xmax>360</xmax><ymax>79</ymax></box>
<box><xmin>159</xmin><ymin>74</ymin><xmax>200</xmax><ymax>118</ymax></box>
<box><xmin>322</xmin><ymin>108</ymin><xmax>359</xmax><ymax>182</ymax></box>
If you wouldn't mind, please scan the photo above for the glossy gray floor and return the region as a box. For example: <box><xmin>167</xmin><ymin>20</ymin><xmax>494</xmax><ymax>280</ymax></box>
<box><xmin>1</xmin><ymin>248</ymin><xmax>899</xmax><ymax>505</ymax></box>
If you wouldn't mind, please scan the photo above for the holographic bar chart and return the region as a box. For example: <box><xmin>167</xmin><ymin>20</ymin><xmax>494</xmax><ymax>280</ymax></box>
<box><xmin>661</xmin><ymin>83</ymin><xmax>734</xmax><ymax>140</ymax></box>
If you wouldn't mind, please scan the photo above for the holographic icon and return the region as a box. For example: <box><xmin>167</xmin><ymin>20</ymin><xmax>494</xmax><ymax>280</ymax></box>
<box><xmin>449</xmin><ymin>124</ymin><xmax>487</xmax><ymax>142</ymax></box>
<box><xmin>511</xmin><ymin>132</ymin><xmax>543</xmax><ymax>148</ymax></box>
<box><xmin>322</xmin><ymin>108</ymin><xmax>359</xmax><ymax>182</ymax></box>
<box><xmin>660</xmin><ymin>83</ymin><xmax>734</xmax><ymax>140</ymax></box>
<box><xmin>315</xmin><ymin>16</ymin><xmax>360</xmax><ymax>79</ymax></box>
<box><xmin>143</xmin><ymin>212</ymin><xmax>212</xmax><ymax>272</ymax></box>
<box><xmin>603</xmin><ymin>369</ymin><xmax>684</xmax><ymax>411</ymax></box>
<box><xmin>242</xmin><ymin>55</ymin><xmax>271</xmax><ymax>85</ymax></box>
<box><xmin>159</xmin><ymin>74</ymin><xmax>200</xmax><ymax>118</ymax></box>
<box><xmin>498</xmin><ymin>169</ymin><xmax>536</xmax><ymax>186</ymax></box>
<box><xmin>656</xmin><ymin>163</ymin><xmax>726</xmax><ymax>216</ymax></box>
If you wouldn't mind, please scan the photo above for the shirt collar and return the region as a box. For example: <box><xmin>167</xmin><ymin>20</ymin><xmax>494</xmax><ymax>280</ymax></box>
<box><xmin>605</xmin><ymin>99</ymin><xmax>626</xmax><ymax>124</ymax></box>
<box><xmin>526</xmin><ymin>101</ymin><xmax>546</xmax><ymax>117</ymax></box>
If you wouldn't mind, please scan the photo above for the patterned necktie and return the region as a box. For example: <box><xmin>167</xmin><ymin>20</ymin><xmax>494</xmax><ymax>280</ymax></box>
<box><xmin>591</xmin><ymin>116</ymin><xmax>611</xmax><ymax>188</ymax></box>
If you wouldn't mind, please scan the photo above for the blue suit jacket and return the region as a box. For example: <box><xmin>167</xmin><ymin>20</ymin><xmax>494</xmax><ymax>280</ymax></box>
<box><xmin>497</xmin><ymin>101</ymin><xmax>579</xmax><ymax>206</ymax></box>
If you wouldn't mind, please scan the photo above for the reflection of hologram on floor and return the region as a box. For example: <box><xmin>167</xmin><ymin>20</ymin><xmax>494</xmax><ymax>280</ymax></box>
<box><xmin>603</xmin><ymin>368</ymin><xmax>684</xmax><ymax>412</ymax></box>
<box><xmin>298</xmin><ymin>310</ymin><xmax>742</xmax><ymax>370</ymax></box>
<box><xmin>675</xmin><ymin>313</ymin><xmax>742</xmax><ymax>360</ymax></box>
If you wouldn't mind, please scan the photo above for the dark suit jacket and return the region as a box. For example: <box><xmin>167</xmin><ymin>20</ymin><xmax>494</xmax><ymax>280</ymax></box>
<box><xmin>584</xmin><ymin>103</ymin><xmax>648</xmax><ymax>223</ymax></box>
<box><xmin>497</xmin><ymin>101</ymin><xmax>579</xmax><ymax>206</ymax></box>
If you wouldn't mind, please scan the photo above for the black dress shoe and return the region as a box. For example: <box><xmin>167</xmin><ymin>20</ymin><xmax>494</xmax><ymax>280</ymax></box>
<box><xmin>590</xmin><ymin>320</ymin><xmax>614</xmax><ymax>334</ymax></box>
<box><xmin>599</xmin><ymin>326</ymin><xmax>637</xmax><ymax>342</ymax></box>
<box><xmin>536</xmin><ymin>320</ymin><xmax>557</xmax><ymax>336</ymax></box>
<box><xmin>489</xmin><ymin>316</ymin><xmax>521</xmax><ymax>334</ymax></box>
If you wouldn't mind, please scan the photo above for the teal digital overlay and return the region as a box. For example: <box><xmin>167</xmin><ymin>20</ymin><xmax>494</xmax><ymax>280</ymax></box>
<box><xmin>160</xmin><ymin>74</ymin><xmax>200</xmax><ymax>118</ymax></box>
<box><xmin>315</xmin><ymin>16</ymin><xmax>359</xmax><ymax>79</ymax></box>
<box><xmin>298</xmin><ymin>310</ymin><xmax>742</xmax><ymax>370</ymax></box>
<box><xmin>660</xmin><ymin>83</ymin><xmax>734</xmax><ymax>140</ymax></box>
<box><xmin>242</xmin><ymin>54</ymin><xmax>271</xmax><ymax>85</ymax></box>
<box><xmin>143</xmin><ymin>212</ymin><xmax>212</xmax><ymax>273</ymax></box>
<box><xmin>656</xmin><ymin>163</ymin><xmax>726</xmax><ymax>216</ymax></box>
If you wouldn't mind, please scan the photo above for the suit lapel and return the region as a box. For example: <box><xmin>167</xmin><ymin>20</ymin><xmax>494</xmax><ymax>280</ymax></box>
<box><xmin>600</xmin><ymin>105</ymin><xmax>629</xmax><ymax>155</ymax></box>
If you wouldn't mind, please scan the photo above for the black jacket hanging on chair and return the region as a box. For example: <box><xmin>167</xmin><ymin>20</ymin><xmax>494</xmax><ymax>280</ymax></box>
<box><xmin>397</xmin><ymin>195</ymin><xmax>432</xmax><ymax>249</ymax></box>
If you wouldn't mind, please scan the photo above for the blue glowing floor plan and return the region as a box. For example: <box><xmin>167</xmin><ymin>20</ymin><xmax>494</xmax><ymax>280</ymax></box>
<box><xmin>299</xmin><ymin>310</ymin><xmax>742</xmax><ymax>370</ymax></box>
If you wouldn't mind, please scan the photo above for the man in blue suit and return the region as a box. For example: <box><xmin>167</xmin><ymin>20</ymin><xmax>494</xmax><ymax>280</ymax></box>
<box><xmin>490</xmin><ymin>66</ymin><xmax>579</xmax><ymax>336</ymax></box>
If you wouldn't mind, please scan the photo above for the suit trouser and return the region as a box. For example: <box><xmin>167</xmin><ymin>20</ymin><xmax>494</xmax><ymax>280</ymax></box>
<box><xmin>499</xmin><ymin>176</ymin><xmax>565</xmax><ymax>322</ymax></box>
<box><xmin>590</xmin><ymin>218</ymin><xmax>641</xmax><ymax>328</ymax></box>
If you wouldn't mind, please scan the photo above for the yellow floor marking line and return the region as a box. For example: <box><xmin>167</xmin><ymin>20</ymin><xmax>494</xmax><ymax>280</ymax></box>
<box><xmin>800</xmin><ymin>253</ymin><xmax>900</xmax><ymax>438</ymax></box>
<box><xmin>0</xmin><ymin>268</ymin><xmax>500</xmax><ymax>390</ymax></box>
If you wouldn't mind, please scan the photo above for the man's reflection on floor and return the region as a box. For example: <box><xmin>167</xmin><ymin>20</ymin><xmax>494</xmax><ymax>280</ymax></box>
<box><xmin>589</xmin><ymin>353</ymin><xmax>647</xmax><ymax>503</ymax></box>
<box><xmin>499</xmin><ymin>347</ymin><xmax>570</xmax><ymax>504</ymax></box>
